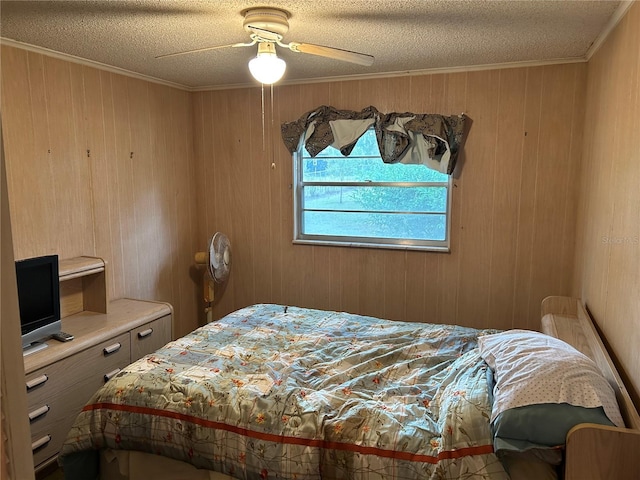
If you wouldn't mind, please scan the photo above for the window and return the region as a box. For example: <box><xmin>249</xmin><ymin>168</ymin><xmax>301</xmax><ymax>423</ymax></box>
<box><xmin>293</xmin><ymin>129</ymin><xmax>451</xmax><ymax>251</ymax></box>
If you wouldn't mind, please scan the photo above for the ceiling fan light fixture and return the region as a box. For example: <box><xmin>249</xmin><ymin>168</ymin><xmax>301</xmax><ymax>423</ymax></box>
<box><xmin>248</xmin><ymin>42</ymin><xmax>286</xmax><ymax>84</ymax></box>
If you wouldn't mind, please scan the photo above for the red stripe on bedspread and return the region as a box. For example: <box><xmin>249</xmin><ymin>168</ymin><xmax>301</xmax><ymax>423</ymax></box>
<box><xmin>83</xmin><ymin>402</ymin><xmax>494</xmax><ymax>464</ymax></box>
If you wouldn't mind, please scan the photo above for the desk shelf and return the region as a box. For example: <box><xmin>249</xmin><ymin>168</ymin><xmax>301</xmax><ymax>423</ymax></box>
<box><xmin>58</xmin><ymin>256</ymin><xmax>107</xmax><ymax>317</ymax></box>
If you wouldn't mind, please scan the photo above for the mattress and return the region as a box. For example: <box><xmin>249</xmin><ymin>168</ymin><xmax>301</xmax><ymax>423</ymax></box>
<box><xmin>60</xmin><ymin>304</ymin><xmax>508</xmax><ymax>480</ymax></box>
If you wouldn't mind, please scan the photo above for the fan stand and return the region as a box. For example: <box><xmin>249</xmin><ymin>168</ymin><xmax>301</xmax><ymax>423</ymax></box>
<box><xmin>194</xmin><ymin>251</ymin><xmax>215</xmax><ymax>323</ymax></box>
<box><xmin>203</xmin><ymin>271</ymin><xmax>215</xmax><ymax>323</ymax></box>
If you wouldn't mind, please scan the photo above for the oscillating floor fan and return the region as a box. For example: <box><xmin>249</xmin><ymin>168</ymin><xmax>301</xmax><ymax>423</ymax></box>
<box><xmin>194</xmin><ymin>232</ymin><xmax>231</xmax><ymax>322</ymax></box>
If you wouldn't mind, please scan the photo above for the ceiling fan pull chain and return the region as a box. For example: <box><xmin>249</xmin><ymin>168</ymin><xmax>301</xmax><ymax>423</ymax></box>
<box><xmin>261</xmin><ymin>83</ymin><xmax>266</xmax><ymax>153</ymax></box>
<box><xmin>271</xmin><ymin>84</ymin><xmax>276</xmax><ymax>170</ymax></box>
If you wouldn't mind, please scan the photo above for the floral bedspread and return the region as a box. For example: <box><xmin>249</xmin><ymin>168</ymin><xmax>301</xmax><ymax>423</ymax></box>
<box><xmin>60</xmin><ymin>304</ymin><xmax>508</xmax><ymax>480</ymax></box>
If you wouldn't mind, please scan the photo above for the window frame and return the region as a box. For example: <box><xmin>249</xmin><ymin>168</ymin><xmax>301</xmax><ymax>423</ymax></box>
<box><xmin>292</xmin><ymin>141</ymin><xmax>452</xmax><ymax>252</ymax></box>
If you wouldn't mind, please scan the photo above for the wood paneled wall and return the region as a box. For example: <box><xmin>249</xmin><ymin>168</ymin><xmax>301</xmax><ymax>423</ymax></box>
<box><xmin>193</xmin><ymin>63</ymin><xmax>586</xmax><ymax>332</ymax></box>
<box><xmin>573</xmin><ymin>1</ymin><xmax>640</xmax><ymax>406</ymax></box>
<box><xmin>1</xmin><ymin>46</ymin><xmax>200</xmax><ymax>338</ymax></box>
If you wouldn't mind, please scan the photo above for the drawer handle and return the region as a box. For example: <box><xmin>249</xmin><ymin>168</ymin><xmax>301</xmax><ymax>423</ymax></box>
<box><xmin>104</xmin><ymin>368</ymin><xmax>121</xmax><ymax>382</ymax></box>
<box><xmin>138</xmin><ymin>328</ymin><xmax>153</xmax><ymax>339</ymax></box>
<box><xmin>26</xmin><ymin>374</ymin><xmax>49</xmax><ymax>390</ymax></box>
<box><xmin>103</xmin><ymin>342</ymin><xmax>122</xmax><ymax>355</ymax></box>
<box><xmin>28</xmin><ymin>404</ymin><xmax>50</xmax><ymax>422</ymax></box>
<box><xmin>32</xmin><ymin>434</ymin><xmax>51</xmax><ymax>451</ymax></box>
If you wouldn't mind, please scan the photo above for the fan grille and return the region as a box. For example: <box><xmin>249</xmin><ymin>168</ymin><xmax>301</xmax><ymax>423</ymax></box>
<box><xmin>209</xmin><ymin>232</ymin><xmax>231</xmax><ymax>283</ymax></box>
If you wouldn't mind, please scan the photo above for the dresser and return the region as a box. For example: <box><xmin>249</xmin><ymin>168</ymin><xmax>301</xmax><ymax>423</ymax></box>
<box><xmin>22</xmin><ymin>256</ymin><xmax>173</xmax><ymax>472</ymax></box>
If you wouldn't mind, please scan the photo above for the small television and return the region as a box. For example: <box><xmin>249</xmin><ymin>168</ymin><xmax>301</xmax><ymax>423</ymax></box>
<box><xmin>15</xmin><ymin>254</ymin><xmax>61</xmax><ymax>356</ymax></box>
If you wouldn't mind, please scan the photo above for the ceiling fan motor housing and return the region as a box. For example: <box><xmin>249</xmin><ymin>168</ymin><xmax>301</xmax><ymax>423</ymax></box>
<box><xmin>242</xmin><ymin>7</ymin><xmax>290</xmax><ymax>37</ymax></box>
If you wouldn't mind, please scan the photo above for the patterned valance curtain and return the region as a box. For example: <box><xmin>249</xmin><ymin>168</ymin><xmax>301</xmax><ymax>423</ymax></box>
<box><xmin>281</xmin><ymin>105</ymin><xmax>468</xmax><ymax>175</ymax></box>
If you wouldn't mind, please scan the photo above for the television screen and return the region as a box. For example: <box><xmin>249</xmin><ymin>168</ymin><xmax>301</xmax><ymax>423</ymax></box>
<box><xmin>15</xmin><ymin>255</ymin><xmax>61</xmax><ymax>352</ymax></box>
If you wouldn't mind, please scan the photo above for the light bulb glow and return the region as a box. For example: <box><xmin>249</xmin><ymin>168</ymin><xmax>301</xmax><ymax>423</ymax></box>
<box><xmin>248</xmin><ymin>52</ymin><xmax>286</xmax><ymax>84</ymax></box>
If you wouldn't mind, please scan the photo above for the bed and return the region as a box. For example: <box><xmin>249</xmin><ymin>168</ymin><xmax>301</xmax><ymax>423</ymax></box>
<box><xmin>59</xmin><ymin>298</ymin><xmax>640</xmax><ymax>480</ymax></box>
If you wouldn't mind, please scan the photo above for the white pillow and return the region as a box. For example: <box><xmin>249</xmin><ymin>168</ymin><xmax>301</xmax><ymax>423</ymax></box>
<box><xmin>478</xmin><ymin>329</ymin><xmax>623</xmax><ymax>427</ymax></box>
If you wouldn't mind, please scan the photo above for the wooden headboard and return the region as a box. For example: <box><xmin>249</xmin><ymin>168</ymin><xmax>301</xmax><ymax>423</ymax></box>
<box><xmin>541</xmin><ymin>296</ymin><xmax>640</xmax><ymax>480</ymax></box>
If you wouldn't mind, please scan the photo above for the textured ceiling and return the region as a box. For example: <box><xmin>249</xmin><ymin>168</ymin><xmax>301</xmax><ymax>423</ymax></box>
<box><xmin>0</xmin><ymin>0</ymin><xmax>625</xmax><ymax>89</ymax></box>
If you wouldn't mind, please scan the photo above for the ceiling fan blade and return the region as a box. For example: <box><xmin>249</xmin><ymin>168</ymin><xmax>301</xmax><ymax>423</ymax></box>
<box><xmin>287</xmin><ymin>42</ymin><xmax>374</xmax><ymax>66</ymax></box>
<box><xmin>156</xmin><ymin>41</ymin><xmax>253</xmax><ymax>59</ymax></box>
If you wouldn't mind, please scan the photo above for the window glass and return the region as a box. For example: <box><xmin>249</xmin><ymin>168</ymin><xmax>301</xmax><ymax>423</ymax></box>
<box><xmin>294</xmin><ymin>129</ymin><xmax>451</xmax><ymax>251</ymax></box>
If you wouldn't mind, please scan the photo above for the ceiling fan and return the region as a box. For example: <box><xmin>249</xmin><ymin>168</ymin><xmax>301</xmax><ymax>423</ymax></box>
<box><xmin>156</xmin><ymin>7</ymin><xmax>375</xmax><ymax>84</ymax></box>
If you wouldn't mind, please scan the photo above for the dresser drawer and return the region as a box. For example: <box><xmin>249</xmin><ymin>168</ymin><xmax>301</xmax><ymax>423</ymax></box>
<box><xmin>28</xmin><ymin>332</ymin><xmax>131</xmax><ymax>467</ymax></box>
<box><xmin>26</xmin><ymin>332</ymin><xmax>131</xmax><ymax>410</ymax></box>
<box><xmin>30</xmin><ymin>411</ymin><xmax>78</xmax><ymax>468</ymax></box>
<box><xmin>130</xmin><ymin>315</ymin><xmax>171</xmax><ymax>362</ymax></box>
